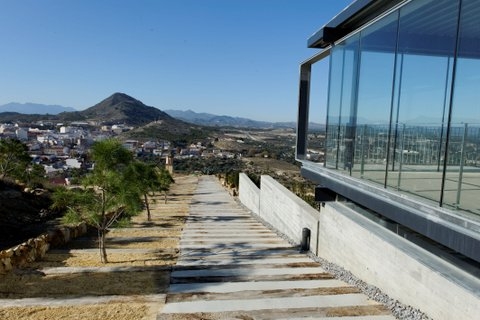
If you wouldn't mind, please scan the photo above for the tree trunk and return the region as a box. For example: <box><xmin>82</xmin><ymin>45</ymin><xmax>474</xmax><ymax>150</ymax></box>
<box><xmin>164</xmin><ymin>191</ymin><xmax>168</xmax><ymax>204</ymax></box>
<box><xmin>99</xmin><ymin>189</ymin><xmax>108</xmax><ymax>263</ymax></box>
<box><xmin>144</xmin><ymin>193</ymin><xmax>151</xmax><ymax>221</ymax></box>
<box><xmin>99</xmin><ymin>228</ymin><xmax>108</xmax><ymax>263</ymax></box>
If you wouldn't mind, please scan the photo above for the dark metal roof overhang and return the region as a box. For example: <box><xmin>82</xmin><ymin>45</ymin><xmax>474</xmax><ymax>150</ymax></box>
<box><xmin>308</xmin><ymin>0</ymin><xmax>405</xmax><ymax>49</ymax></box>
<box><xmin>300</xmin><ymin>162</ymin><xmax>480</xmax><ymax>264</ymax></box>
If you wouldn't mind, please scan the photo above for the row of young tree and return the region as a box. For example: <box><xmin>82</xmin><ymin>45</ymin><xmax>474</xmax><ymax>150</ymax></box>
<box><xmin>51</xmin><ymin>139</ymin><xmax>174</xmax><ymax>263</ymax></box>
<box><xmin>0</xmin><ymin>137</ymin><xmax>174</xmax><ymax>263</ymax></box>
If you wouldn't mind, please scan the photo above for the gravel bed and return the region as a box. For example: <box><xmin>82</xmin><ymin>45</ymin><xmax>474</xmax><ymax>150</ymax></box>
<box><xmin>307</xmin><ymin>253</ymin><xmax>432</xmax><ymax>320</ymax></box>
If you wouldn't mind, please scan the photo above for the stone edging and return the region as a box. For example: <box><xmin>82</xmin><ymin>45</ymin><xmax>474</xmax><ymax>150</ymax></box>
<box><xmin>0</xmin><ymin>222</ymin><xmax>88</xmax><ymax>274</ymax></box>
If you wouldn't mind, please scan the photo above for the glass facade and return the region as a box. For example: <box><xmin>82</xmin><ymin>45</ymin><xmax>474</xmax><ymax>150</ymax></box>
<box><xmin>306</xmin><ymin>0</ymin><xmax>480</xmax><ymax>216</ymax></box>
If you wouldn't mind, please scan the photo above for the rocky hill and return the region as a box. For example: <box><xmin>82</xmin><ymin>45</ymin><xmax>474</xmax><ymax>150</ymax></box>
<box><xmin>78</xmin><ymin>93</ymin><xmax>173</xmax><ymax>126</ymax></box>
<box><xmin>0</xmin><ymin>93</ymin><xmax>182</xmax><ymax>127</ymax></box>
<box><xmin>83</xmin><ymin>93</ymin><xmax>218</xmax><ymax>142</ymax></box>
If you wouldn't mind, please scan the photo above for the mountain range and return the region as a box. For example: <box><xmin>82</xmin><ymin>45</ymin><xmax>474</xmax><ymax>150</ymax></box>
<box><xmin>164</xmin><ymin>109</ymin><xmax>327</xmax><ymax>130</ymax></box>
<box><xmin>165</xmin><ymin>109</ymin><xmax>278</xmax><ymax>128</ymax></box>
<box><xmin>0</xmin><ymin>93</ymin><xmax>215</xmax><ymax>144</ymax></box>
<box><xmin>0</xmin><ymin>102</ymin><xmax>75</xmax><ymax>114</ymax></box>
<box><xmin>0</xmin><ymin>93</ymin><xmax>175</xmax><ymax>126</ymax></box>
<box><xmin>0</xmin><ymin>94</ymin><xmax>320</xmax><ymax>129</ymax></box>
<box><xmin>6</xmin><ymin>97</ymin><xmax>472</xmax><ymax>130</ymax></box>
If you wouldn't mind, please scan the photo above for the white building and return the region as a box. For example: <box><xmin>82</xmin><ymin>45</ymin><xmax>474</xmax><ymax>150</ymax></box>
<box><xmin>65</xmin><ymin>158</ymin><xmax>82</xmax><ymax>169</ymax></box>
<box><xmin>15</xmin><ymin>128</ymin><xmax>28</xmax><ymax>141</ymax></box>
<box><xmin>59</xmin><ymin>126</ymin><xmax>72</xmax><ymax>134</ymax></box>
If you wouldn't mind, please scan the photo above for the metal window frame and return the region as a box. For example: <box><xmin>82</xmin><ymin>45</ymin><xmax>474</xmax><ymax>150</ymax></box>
<box><xmin>296</xmin><ymin>48</ymin><xmax>331</xmax><ymax>161</ymax></box>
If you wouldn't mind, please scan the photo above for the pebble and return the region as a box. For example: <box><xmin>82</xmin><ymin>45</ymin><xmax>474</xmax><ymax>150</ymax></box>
<box><xmin>309</xmin><ymin>251</ymin><xmax>432</xmax><ymax>320</ymax></box>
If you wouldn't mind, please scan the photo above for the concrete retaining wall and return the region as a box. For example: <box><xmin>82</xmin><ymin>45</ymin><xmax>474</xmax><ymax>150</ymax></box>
<box><xmin>0</xmin><ymin>222</ymin><xmax>87</xmax><ymax>274</ymax></box>
<box><xmin>238</xmin><ymin>173</ymin><xmax>480</xmax><ymax>320</ymax></box>
<box><xmin>259</xmin><ymin>175</ymin><xmax>320</xmax><ymax>253</ymax></box>
<box><xmin>320</xmin><ymin>203</ymin><xmax>480</xmax><ymax>320</ymax></box>
<box><xmin>238</xmin><ymin>173</ymin><xmax>260</xmax><ymax>215</ymax></box>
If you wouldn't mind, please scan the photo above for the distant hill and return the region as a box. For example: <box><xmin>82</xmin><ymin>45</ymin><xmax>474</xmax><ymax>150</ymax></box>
<box><xmin>0</xmin><ymin>93</ymin><xmax>212</xmax><ymax>144</ymax></box>
<box><xmin>165</xmin><ymin>109</ymin><xmax>287</xmax><ymax>128</ymax></box>
<box><xmin>0</xmin><ymin>93</ymin><xmax>179</xmax><ymax>127</ymax></box>
<box><xmin>77</xmin><ymin>93</ymin><xmax>174</xmax><ymax>126</ymax></box>
<box><xmin>0</xmin><ymin>94</ymin><xmax>325</xmax><ymax>134</ymax></box>
<box><xmin>0</xmin><ymin>111</ymin><xmax>60</xmax><ymax>124</ymax></box>
<box><xmin>0</xmin><ymin>102</ymin><xmax>75</xmax><ymax>115</ymax></box>
<box><xmin>165</xmin><ymin>109</ymin><xmax>326</xmax><ymax>130</ymax></box>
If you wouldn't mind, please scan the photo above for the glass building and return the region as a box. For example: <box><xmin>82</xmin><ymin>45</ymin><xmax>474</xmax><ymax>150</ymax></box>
<box><xmin>296</xmin><ymin>0</ymin><xmax>480</xmax><ymax>263</ymax></box>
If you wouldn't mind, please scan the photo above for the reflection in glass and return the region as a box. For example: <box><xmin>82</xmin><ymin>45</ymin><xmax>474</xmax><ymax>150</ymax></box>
<box><xmin>352</xmin><ymin>12</ymin><xmax>398</xmax><ymax>183</ymax></box>
<box><xmin>386</xmin><ymin>0</ymin><xmax>458</xmax><ymax>204</ymax></box>
<box><xmin>305</xmin><ymin>0</ymin><xmax>480</xmax><ymax>217</ymax></box>
<box><xmin>325</xmin><ymin>35</ymin><xmax>360</xmax><ymax>171</ymax></box>
<box><xmin>445</xmin><ymin>0</ymin><xmax>480</xmax><ymax>214</ymax></box>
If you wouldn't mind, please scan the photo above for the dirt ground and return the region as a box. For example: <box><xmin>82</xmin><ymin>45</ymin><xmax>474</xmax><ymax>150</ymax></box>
<box><xmin>0</xmin><ymin>175</ymin><xmax>199</xmax><ymax>320</ymax></box>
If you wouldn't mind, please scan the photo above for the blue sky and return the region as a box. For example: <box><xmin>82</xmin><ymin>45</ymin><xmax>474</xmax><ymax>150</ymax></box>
<box><xmin>0</xmin><ymin>0</ymin><xmax>352</xmax><ymax>122</ymax></box>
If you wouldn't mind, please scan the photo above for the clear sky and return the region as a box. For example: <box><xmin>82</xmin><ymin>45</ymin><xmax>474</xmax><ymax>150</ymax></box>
<box><xmin>0</xmin><ymin>0</ymin><xmax>352</xmax><ymax>122</ymax></box>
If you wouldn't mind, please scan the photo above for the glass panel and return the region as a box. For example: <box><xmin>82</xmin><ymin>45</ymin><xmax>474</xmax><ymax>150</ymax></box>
<box><xmin>445</xmin><ymin>0</ymin><xmax>480</xmax><ymax>215</ymax></box>
<box><xmin>325</xmin><ymin>46</ymin><xmax>343</xmax><ymax>169</ymax></box>
<box><xmin>351</xmin><ymin>12</ymin><xmax>398</xmax><ymax>184</ymax></box>
<box><xmin>325</xmin><ymin>34</ymin><xmax>360</xmax><ymax>172</ymax></box>
<box><xmin>387</xmin><ymin>0</ymin><xmax>459</xmax><ymax>204</ymax></box>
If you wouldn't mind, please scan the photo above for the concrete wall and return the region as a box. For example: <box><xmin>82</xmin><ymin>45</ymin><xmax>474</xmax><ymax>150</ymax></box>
<box><xmin>238</xmin><ymin>174</ymin><xmax>480</xmax><ymax>320</ymax></box>
<box><xmin>320</xmin><ymin>203</ymin><xmax>480</xmax><ymax>320</ymax></box>
<box><xmin>238</xmin><ymin>173</ymin><xmax>260</xmax><ymax>215</ymax></box>
<box><xmin>259</xmin><ymin>175</ymin><xmax>320</xmax><ymax>253</ymax></box>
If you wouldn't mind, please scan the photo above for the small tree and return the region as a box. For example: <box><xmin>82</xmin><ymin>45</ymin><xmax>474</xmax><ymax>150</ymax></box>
<box><xmin>0</xmin><ymin>138</ymin><xmax>32</xmax><ymax>181</ymax></box>
<box><xmin>23</xmin><ymin>163</ymin><xmax>46</xmax><ymax>188</ymax></box>
<box><xmin>126</xmin><ymin>161</ymin><xmax>162</xmax><ymax>221</ymax></box>
<box><xmin>52</xmin><ymin>139</ymin><xmax>143</xmax><ymax>263</ymax></box>
<box><xmin>157</xmin><ymin>167</ymin><xmax>174</xmax><ymax>204</ymax></box>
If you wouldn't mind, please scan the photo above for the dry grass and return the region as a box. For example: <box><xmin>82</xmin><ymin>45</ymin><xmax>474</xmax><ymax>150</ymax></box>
<box><xmin>0</xmin><ymin>175</ymin><xmax>198</xmax><ymax>320</ymax></box>
<box><xmin>0</xmin><ymin>271</ymin><xmax>169</xmax><ymax>298</ymax></box>
<box><xmin>26</xmin><ymin>249</ymin><xmax>178</xmax><ymax>268</ymax></box>
<box><xmin>0</xmin><ymin>302</ymin><xmax>151</xmax><ymax>320</ymax></box>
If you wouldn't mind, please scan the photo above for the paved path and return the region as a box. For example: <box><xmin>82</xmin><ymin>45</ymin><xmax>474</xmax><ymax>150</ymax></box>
<box><xmin>159</xmin><ymin>176</ymin><xmax>395</xmax><ymax>319</ymax></box>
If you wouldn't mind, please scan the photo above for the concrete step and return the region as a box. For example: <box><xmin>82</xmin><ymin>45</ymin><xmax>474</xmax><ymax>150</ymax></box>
<box><xmin>171</xmin><ymin>266</ymin><xmax>327</xmax><ymax>278</ymax></box>
<box><xmin>180</xmin><ymin>239</ymin><xmax>287</xmax><ymax>245</ymax></box>
<box><xmin>161</xmin><ymin>293</ymin><xmax>380</xmax><ymax>313</ymax></box>
<box><xmin>158</xmin><ymin>176</ymin><xmax>393</xmax><ymax>319</ymax></box>
<box><xmin>168</xmin><ymin>279</ymin><xmax>351</xmax><ymax>294</ymax></box>
<box><xmin>159</xmin><ymin>310</ymin><xmax>395</xmax><ymax>320</ymax></box>
<box><xmin>175</xmin><ymin>256</ymin><xmax>315</xmax><ymax>266</ymax></box>
<box><xmin>178</xmin><ymin>247</ymin><xmax>302</xmax><ymax>258</ymax></box>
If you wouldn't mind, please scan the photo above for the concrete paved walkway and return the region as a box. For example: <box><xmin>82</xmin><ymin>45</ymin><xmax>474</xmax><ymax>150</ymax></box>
<box><xmin>159</xmin><ymin>176</ymin><xmax>395</xmax><ymax>319</ymax></box>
